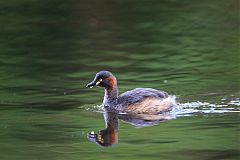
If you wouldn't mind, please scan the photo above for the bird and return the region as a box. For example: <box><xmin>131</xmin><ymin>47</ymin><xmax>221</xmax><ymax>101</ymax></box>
<box><xmin>86</xmin><ymin>71</ymin><xmax>176</xmax><ymax>115</ymax></box>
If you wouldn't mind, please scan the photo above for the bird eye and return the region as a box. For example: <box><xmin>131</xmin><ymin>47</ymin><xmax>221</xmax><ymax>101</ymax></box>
<box><xmin>96</xmin><ymin>78</ymin><xmax>103</xmax><ymax>85</ymax></box>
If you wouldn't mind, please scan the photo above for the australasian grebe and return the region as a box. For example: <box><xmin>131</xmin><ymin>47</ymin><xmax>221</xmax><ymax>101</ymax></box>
<box><xmin>86</xmin><ymin>71</ymin><xmax>176</xmax><ymax>115</ymax></box>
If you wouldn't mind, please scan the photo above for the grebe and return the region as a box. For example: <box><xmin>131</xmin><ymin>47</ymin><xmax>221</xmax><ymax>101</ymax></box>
<box><xmin>86</xmin><ymin>71</ymin><xmax>176</xmax><ymax>114</ymax></box>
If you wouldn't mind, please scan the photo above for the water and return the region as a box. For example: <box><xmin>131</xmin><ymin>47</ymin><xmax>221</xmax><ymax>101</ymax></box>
<box><xmin>0</xmin><ymin>0</ymin><xmax>239</xmax><ymax>159</ymax></box>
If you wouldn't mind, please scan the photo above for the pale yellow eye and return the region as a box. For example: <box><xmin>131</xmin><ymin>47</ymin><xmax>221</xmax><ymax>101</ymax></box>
<box><xmin>96</xmin><ymin>78</ymin><xmax>102</xmax><ymax>85</ymax></box>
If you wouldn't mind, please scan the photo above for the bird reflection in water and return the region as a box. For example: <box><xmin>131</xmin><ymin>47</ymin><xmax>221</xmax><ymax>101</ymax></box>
<box><xmin>87</xmin><ymin>109</ymin><xmax>174</xmax><ymax>147</ymax></box>
<box><xmin>88</xmin><ymin>111</ymin><xmax>119</xmax><ymax>147</ymax></box>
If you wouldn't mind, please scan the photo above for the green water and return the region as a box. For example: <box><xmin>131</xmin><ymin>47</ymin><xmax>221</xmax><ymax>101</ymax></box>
<box><xmin>0</xmin><ymin>0</ymin><xmax>239</xmax><ymax>159</ymax></box>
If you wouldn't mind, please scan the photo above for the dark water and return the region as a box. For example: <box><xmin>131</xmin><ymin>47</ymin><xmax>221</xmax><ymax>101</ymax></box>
<box><xmin>0</xmin><ymin>0</ymin><xmax>239</xmax><ymax>159</ymax></box>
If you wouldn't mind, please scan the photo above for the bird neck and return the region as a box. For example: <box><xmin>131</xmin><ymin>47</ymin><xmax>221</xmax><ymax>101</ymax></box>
<box><xmin>103</xmin><ymin>86</ymin><xmax>118</xmax><ymax>106</ymax></box>
<box><xmin>103</xmin><ymin>75</ymin><xmax>118</xmax><ymax>106</ymax></box>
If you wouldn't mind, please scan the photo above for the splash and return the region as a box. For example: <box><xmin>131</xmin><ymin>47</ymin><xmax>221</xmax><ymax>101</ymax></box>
<box><xmin>171</xmin><ymin>98</ymin><xmax>240</xmax><ymax>117</ymax></box>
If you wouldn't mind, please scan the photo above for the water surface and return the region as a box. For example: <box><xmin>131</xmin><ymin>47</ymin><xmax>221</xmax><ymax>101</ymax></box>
<box><xmin>0</xmin><ymin>0</ymin><xmax>239</xmax><ymax>160</ymax></box>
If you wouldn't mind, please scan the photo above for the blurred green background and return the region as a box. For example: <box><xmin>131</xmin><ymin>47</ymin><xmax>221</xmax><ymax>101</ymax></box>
<box><xmin>0</xmin><ymin>0</ymin><xmax>239</xmax><ymax>160</ymax></box>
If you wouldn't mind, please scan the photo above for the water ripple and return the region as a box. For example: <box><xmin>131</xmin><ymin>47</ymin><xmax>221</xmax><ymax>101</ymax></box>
<box><xmin>172</xmin><ymin>98</ymin><xmax>240</xmax><ymax>117</ymax></box>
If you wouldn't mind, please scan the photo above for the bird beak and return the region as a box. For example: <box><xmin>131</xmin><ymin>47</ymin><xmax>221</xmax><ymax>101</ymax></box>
<box><xmin>86</xmin><ymin>79</ymin><xmax>102</xmax><ymax>88</ymax></box>
<box><xmin>86</xmin><ymin>81</ymin><xmax>96</xmax><ymax>88</ymax></box>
